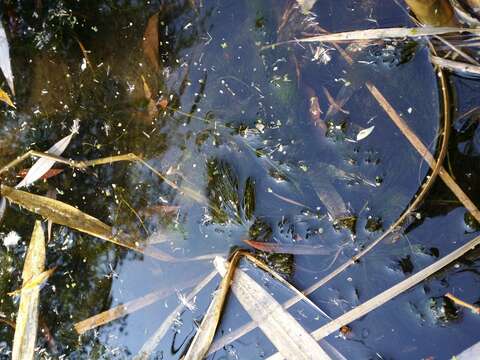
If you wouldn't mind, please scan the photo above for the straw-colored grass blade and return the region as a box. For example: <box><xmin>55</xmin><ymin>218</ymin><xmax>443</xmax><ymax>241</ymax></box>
<box><xmin>0</xmin><ymin>185</ymin><xmax>179</xmax><ymax>262</ymax></box>
<box><xmin>266</xmin><ymin>233</ymin><xmax>480</xmax><ymax>360</ymax></box>
<box><xmin>74</xmin><ymin>274</ymin><xmax>204</xmax><ymax>335</ymax></box>
<box><xmin>455</xmin><ymin>340</ymin><xmax>480</xmax><ymax>360</ymax></box>
<box><xmin>182</xmin><ymin>282</ymin><xmax>227</xmax><ymax>360</ymax></box>
<box><xmin>213</xmin><ymin>256</ymin><xmax>332</xmax><ymax>360</ymax></box>
<box><xmin>12</xmin><ymin>221</ymin><xmax>45</xmax><ymax>360</ymax></box>
<box><xmin>296</xmin><ymin>0</ymin><xmax>317</xmax><ymax>13</ymax></box>
<box><xmin>8</xmin><ymin>267</ymin><xmax>56</xmax><ymax>297</ymax></box>
<box><xmin>431</xmin><ymin>56</ymin><xmax>480</xmax><ymax>78</ymax></box>
<box><xmin>271</xmin><ymin>27</ymin><xmax>480</xmax><ymax>46</ymax></box>
<box><xmin>134</xmin><ymin>270</ymin><xmax>217</xmax><ymax>360</ymax></box>
<box><xmin>183</xmin><ymin>261</ymin><xmax>235</xmax><ymax>360</ymax></box>
<box><xmin>3</xmin><ymin>184</ymin><xmax>116</xmax><ymax>240</ymax></box>
<box><xmin>366</xmin><ymin>82</ymin><xmax>480</xmax><ymax>223</ymax></box>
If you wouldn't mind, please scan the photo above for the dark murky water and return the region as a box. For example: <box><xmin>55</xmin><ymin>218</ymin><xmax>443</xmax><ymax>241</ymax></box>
<box><xmin>0</xmin><ymin>0</ymin><xmax>479</xmax><ymax>359</ymax></box>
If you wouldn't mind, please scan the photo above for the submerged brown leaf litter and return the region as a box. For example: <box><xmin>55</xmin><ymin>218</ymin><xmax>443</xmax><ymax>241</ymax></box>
<box><xmin>0</xmin><ymin>0</ymin><xmax>480</xmax><ymax>358</ymax></box>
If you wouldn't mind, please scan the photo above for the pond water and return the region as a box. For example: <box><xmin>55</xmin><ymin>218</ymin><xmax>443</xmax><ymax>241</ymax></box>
<box><xmin>0</xmin><ymin>0</ymin><xmax>479</xmax><ymax>359</ymax></box>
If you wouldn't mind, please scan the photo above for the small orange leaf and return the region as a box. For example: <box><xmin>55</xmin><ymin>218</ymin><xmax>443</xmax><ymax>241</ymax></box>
<box><xmin>339</xmin><ymin>325</ymin><xmax>351</xmax><ymax>336</ymax></box>
<box><xmin>158</xmin><ymin>98</ymin><xmax>168</xmax><ymax>110</ymax></box>
<box><xmin>17</xmin><ymin>168</ymin><xmax>64</xmax><ymax>180</ymax></box>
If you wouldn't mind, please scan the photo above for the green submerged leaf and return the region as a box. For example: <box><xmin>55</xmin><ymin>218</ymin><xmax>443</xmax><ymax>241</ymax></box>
<box><xmin>206</xmin><ymin>159</ymin><xmax>241</xmax><ymax>224</ymax></box>
<box><xmin>243</xmin><ymin>176</ymin><xmax>256</xmax><ymax>221</ymax></box>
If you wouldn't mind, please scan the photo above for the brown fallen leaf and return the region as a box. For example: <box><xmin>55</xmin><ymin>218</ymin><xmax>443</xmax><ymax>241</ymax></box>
<box><xmin>0</xmin><ymin>88</ymin><xmax>14</xmax><ymax>108</ymax></box>
<box><xmin>143</xmin><ymin>13</ymin><xmax>160</xmax><ymax>71</ymax></box>
<box><xmin>244</xmin><ymin>239</ymin><xmax>331</xmax><ymax>255</ymax></box>
<box><xmin>305</xmin><ymin>85</ymin><xmax>326</xmax><ymax>133</ymax></box>
<box><xmin>12</xmin><ymin>221</ymin><xmax>45</xmax><ymax>360</ymax></box>
<box><xmin>158</xmin><ymin>98</ymin><xmax>168</xmax><ymax>110</ymax></box>
<box><xmin>405</xmin><ymin>0</ymin><xmax>458</xmax><ymax>26</ymax></box>
<box><xmin>17</xmin><ymin>168</ymin><xmax>64</xmax><ymax>180</ymax></box>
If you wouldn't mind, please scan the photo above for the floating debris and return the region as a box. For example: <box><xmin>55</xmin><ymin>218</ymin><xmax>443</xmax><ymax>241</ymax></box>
<box><xmin>356</xmin><ymin>125</ymin><xmax>375</xmax><ymax>141</ymax></box>
<box><xmin>2</xmin><ymin>230</ymin><xmax>21</xmax><ymax>248</ymax></box>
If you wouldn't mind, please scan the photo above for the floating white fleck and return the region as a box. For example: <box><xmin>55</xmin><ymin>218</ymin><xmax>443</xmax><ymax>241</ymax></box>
<box><xmin>255</xmin><ymin>123</ymin><xmax>265</xmax><ymax>132</ymax></box>
<box><xmin>356</xmin><ymin>125</ymin><xmax>375</xmax><ymax>141</ymax></box>
<box><xmin>3</xmin><ymin>231</ymin><xmax>21</xmax><ymax>248</ymax></box>
<box><xmin>177</xmin><ymin>292</ymin><xmax>197</xmax><ymax>312</ymax></box>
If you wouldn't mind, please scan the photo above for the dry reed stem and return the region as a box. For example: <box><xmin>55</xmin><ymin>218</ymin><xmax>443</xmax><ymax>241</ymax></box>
<box><xmin>431</xmin><ymin>55</ymin><xmax>480</xmax><ymax>76</ymax></box>
<box><xmin>366</xmin><ymin>82</ymin><xmax>480</xmax><ymax>222</ymax></box>
<box><xmin>74</xmin><ymin>275</ymin><xmax>203</xmax><ymax>334</ymax></box>
<box><xmin>267</xmin><ymin>27</ymin><xmax>480</xmax><ymax>48</ymax></box>
<box><xmin>266</xmin><ymin>233</ymin><xmax>480</xmax><ymax>360</ymax></box>
<box><xmin>445</xmin><ymin>292</ymin><xmax>480</xmax><ymax>314</ymax></box>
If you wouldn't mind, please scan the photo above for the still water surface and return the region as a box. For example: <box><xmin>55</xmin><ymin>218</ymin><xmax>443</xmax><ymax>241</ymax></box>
<box><xmin>0</xmin><ymin>0</ymin><xmax>478</xmax><ymax>359</ymax></box>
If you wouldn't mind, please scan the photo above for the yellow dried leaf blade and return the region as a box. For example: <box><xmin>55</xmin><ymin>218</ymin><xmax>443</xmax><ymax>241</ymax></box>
<box><xmin>214</xmin><ymin>257</ymin><xmax>332</xmax><ymax>360</ymax></box>
<box><xmin>141</xmin><ymin>75</ymin><xmax>152</xmax><ymax>99</ymax></box>
<box><xmin>183</xmin><ymin>269</ymin><xmax>230</xmax><ymax>360</ymax></box>
<box><xmin>0</xmin><ymin>185</ymin><xmax>186</xmax><ymax>262</ymax></box>
<box><xmin>12</xmin><ymin>221</ymin><xmax>45</xmax><ymax>360</ymax></box>
<box><xmin>8</xmin><ymin>267</ymin><xmax>57</xmax><ymax>297</ymax></box>
<box><xmin>1</xmin><ymin>185</ymin><xmax>112</xmax><ymax>240</ymax></box>
<box><xmin>0</xmin><ymin>88</ymin><xmax>14</xmax><ymax>108</ymax></box>
<box><xmin>141</xmin><ymin>75</ymin><xmax>157</xmax><ymax>117</ymax></box>
<box><xmin>74</xmin><ymin>274</ymin><xmax>203</xmax><ymax>335</ymax></box>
